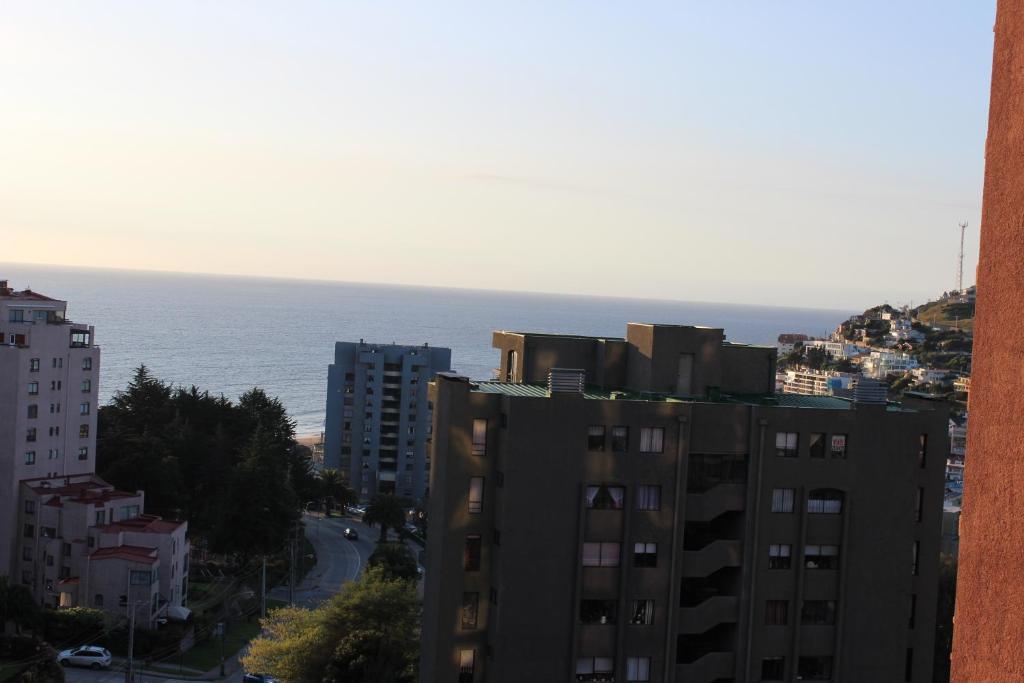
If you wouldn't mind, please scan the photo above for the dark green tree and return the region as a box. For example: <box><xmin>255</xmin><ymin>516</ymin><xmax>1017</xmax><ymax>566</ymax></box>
<box><xmin>318</xmin><ymin>469</ymin><xmax>356</xmax><ymax>516</ymax></box>
<box><xmin>368</xmin><ymin>543</ymin><xmax>420</xmax><ymax>582</ymax></box>
<box><xmin>363</xmin><ymin>495</ymin><xmax>409</xmax><ymax>543</ymax></box>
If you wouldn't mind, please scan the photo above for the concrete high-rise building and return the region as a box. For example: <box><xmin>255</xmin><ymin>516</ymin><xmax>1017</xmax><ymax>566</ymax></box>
<box><xmin>0</xmin><ymin>280</ymin><xmax>188</xmax><ymax>625</ymax></box>
<box><xmin>325</xmin><ymin>341</ymin><xmax>451</xmax><ymax>501</ymax></box>
<box><xmin>421</xmin><ymin>324</ymin><xmax>946</xmax><ymax>683</ymax></box>
<box><xmin>0</xmin><ymin>281</ymin><xmax>99</xmax><ymax>577</ymax></box>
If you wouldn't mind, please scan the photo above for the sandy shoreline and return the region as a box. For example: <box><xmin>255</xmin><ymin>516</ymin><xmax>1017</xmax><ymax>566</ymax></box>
<box><xmin>297</xmin><ymin>434</ymin><xmax>322</xmax><ymax>446</ymax></box>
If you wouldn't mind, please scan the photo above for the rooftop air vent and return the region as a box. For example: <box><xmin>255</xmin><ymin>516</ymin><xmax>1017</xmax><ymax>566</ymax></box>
<box><xmin>548</xmin><ymin>368</ymin><xmax>585</xmax><ymax>395</ymax></box>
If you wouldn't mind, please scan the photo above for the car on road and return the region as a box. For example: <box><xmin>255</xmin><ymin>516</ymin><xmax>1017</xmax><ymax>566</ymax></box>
<box><xmin>56</xmin><ymin>645</ymin><xmax>112</xmax><ymax>669</ymax></box>
<box><xmin>343</xmin><ymin>527</ymin><xmax>359</xmax><ymax>540</ymax></box>
<box><xmin>243</xmin><ymin>675</ymin><xmax>280</xmax><ymax>683</ymax></box>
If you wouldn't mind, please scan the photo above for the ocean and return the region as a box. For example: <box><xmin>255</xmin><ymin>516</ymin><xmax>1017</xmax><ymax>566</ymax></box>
<box><xmin>0</xmin><ymin>264</ymin><xmax>852</xmax><ymax>435</ymax></box>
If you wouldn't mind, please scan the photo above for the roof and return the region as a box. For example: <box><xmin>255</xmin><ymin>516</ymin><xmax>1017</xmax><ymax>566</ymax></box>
<box><xmin>90</xmin><ymin>545</ymin><xmax>158</xmax><ymax>564</ymax></box>
<box><xmin>98</xmin><ymin>514</ymin><xmax>185</xmax><ymax>535</ymax></box>
<box><xmin>494</xmin><ymin>330</ymin><xmax>625</xmax><ymax>342</ymax></box>
<box><xmin>0</xmin><ymin>287</ymin><xmax>60</xmax><ymax>302</ymax></box>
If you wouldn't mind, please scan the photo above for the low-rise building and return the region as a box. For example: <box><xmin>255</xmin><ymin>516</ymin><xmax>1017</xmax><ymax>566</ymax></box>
<box><xmin>861</xmin><ymin>351</ymin><xmax>919</xmax><ymax>379</ymax></box>
<box><xmin>776</xmin><ymin>334</ymin><xmax>808</xmax><ymax>357</ymax></box>
<box><xmin>913</xmin><ymin>368</ymin><xmax>951</xmax><ymax>385</ymax></box>
<box><xmin>781</xmin><ymin>369</ymin><xmax>856</xmax><ymax>397</ymax></box>
<box><xmin>803</xmin><ymin>339</ymin><xmax>867</xmax><ymax>360</ymax></box>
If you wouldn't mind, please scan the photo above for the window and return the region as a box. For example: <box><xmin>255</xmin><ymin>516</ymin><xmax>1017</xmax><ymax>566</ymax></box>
<box><xmin>79</xmin><ymin>424</ymin><xmax>89</xmax><ymax>438</ymax></box>
<box><xmin>575</xmin><ymin>657</ymin><xmax>614</xmax><ymax>682</ymax></box>
<box><xmin>28</xmin><ymin>381</ymin><xmax>39</xmax><ymax>395</ymax></box>
<box><xmin>41</xmin><ymin>526</ymin><xmax>56</xmax><ymax>538</ymax></box>
<box><xmin>130</xmin><ymin>570</ymin><xmax>151</xmax><ymax>585</ymax></box>
<box><xmin>808</xmin><ymin>433</ymin><xmax>825</xmax><ymax>458</ymax></box>
<box><xmin>468</xmin><ymin>477</ymin><xmax>484</xmax><ymax>513</ymax></box>
<box><xmin>24</xmin><ymin>500</ymin><xmax>35</xmax><ymax>514</ymax></box>
<box><xmin>461</xmin><ymin>592</ymin><xmax>479</xmax><ymax>629</ymax></box>
<box><xmin>626</xmin><ymin>657</ymin><xmax>651</xmax><ymax>682</ymax></box>
<box><xmin>10</xmin><ymin>309</ymin><xmax>24</xmax><ymax>322</ymax></box>
<box><xmin>915</xmin><ymin>487</ymin><xmax>924</xmax><ymax>522</ymax></box>
<box><xmin>762</xmin><ymin>657</ymin><xmax>785</xmax><ymax>680</ymax></box>
<box><xmin>630</xmin><ymin>599</ymin><xmax>654</xmax><ymax>625</ymax></box>
<box><xmin>79</xmin><ymin>402</ymin><xmax>90</xmax><ymax>415</ymax></box>
<box><xmin>118</xmin><ymin>505</ymin><xmax>140</xmax><ymax>521</ymax></box>
<box><xmin>804</xmin><ymin>544</ymin><xmax>840</xmax><ymax>570</ymax></box>
<box><xmin>905</xmin><ymin>648</ymin><xmax>914</xmax><ymax>682</ymax></box>
<box><xmin>586</xmin><ymin>485</ymin><xmax>625</xmax><ymax>510</ymax></box>
<box><xmin>775</xmin><ymin>431</ymin><xmax>798</xmax><ymax>457</ymax></box>
<box><xmin>831</xmin><ymin>433</ymin><xmax>848</xmax><ymax>458</ymax></box>
<box><xmin>911</xmin><ymin>540</ymin><xmax>920</xmax><ymax>576</ymax></box>
<box><xmin>27</xmin><ymin>404</ymin><xmax>38</xmax><ymax>419</ymax></box>
<box><xmin>26</xmin><ymin>428</ymin><xmax>36</xmax><ymax>442</ymax></box>
<box><xmin>639</xmin><ymin>427</ymin><xmax>664</xmax><ymax>453</ymax></box>
<box><xmin>771</xmin><ymin>488</ymin><xmax>795</xmax><ymax>513</ymax></box>
<box><xmin>463</xmin><ymin>535</ymin><xmax>481</xmax><ymax>571</ymax></box>
<box><xmin>807</xmin><ymin>489</ymin><xmax>843</xmax><ymax>514</ymax></box>
<box><xmin>489</xmin><ymin>587</ymin><xmax>498</xmax><ymax>605</ymax></box>
<box><xmin>82</xmin><ymin>357</ymin><xmax>92</xmax><ymax>370</ymax></box>
<box><xmin>62</xmin><ymin>543</ymin><xmax>71</xmax><ymax>556</ymax></box>
<box><xmin>59</xmin><ymin>565</ymin><xmax>71</xmax><ymax>579</ymax></box>
<box><xmin>688</xmin><ymin>453</ymin><xmax>747</xmax><ymax>492</ymax></box>
<box><xmin>30</xmin><ymin>358</ymin><xmax>40</xmax><ymax>372</ymax></box>
<box><xmin>24</xmin><ymin>451</ymin><xmax>35</xmax><ymax>465</ymax></box>
<box><xmin>78</xmin><ymin>447</ymin><xmax>88</xmax><ymax>460</ymax></box>
<box><xmin>580</xmin><ymin>599</ymin><xmax>617</xmax><ymax>624</ymax></box>
<box><xmin>765</xmin><ymin>600</ymin><xmax>788</xmax><ymax>625</ymax></box>
<box><xmin>94</xmin><ymin>594</ymin><xmax>103</xmax><ymax>607</ymax></box>
<box><xmin>81</xmin><ymin>379</ymin><xmax>91</xmax><ymax>392</ymax></box>
<box><xmin>458</xmin><ymin>649</ymin><xmax>475</xmax><ymax>683</ymax></box>
<box><xmin>22</xmin><ymin>547</ymin><xmax>32</xmax><ymax>561</ymax></box>
<box><xmin>908</xmin><ymin>593</ymin><xmax>917</xmax><ymax>629</ymax></box>
<box><xmin>633</xmin><ymin>542</ymin><xmax>658</xmax><ymax>568</ymax></box>
<box><xmin>797</xmin><ymin>656</ymin><xmax>833</xmax><ymax>680</ymax></box>
<box><xmin>582</xmin><ymin>542</ymin><xmax>620</xmax><ymax>567</ymax></box>
<box><xmin>23</xmin><ymin>524</ymin><xmax>34</xmax><ymax>538</ymax></box>
<box><xmin>918</xmin><ymin>434</ymin><xmax>927</xmax><ymax>468</ymax></box>
<box><xmin>636</xmin><ymin>485</ymin><xmax>661</xmax><ymax>511</ymax></box>
<box><xmin>801</xmin><ymin>600</ymin><xmax>836</xmax><ymax>625</ymax></box>
<box><xmin>471</xmin><ymin>419</ymin><xmax>487</xmax><ymax>455</ymax></box>
<box><xmin>588</xmin><ymin>426</ymin><xmax>606</xmax><ymax>451</ymax></box>
<box><xmin>611</xmin><ymin>426</ymin><xmax>629</xmax><ymax>452</ymax></box>
<box><xmin>95</xmin><ymin>510</ymin><xmax>105</xmax><ymax>526</ymax></box>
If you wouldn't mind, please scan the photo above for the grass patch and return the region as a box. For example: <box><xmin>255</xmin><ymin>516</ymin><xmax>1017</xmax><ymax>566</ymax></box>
<box><xmin>176</xmin><ymin>621</ymin><xmax>261</xmax><ymax>672</ymax></box>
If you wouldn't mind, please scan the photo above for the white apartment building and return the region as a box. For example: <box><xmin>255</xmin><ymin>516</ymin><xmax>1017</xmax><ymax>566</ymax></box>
<box><xmin>913</xmin><ymin>367</ymin><xmax>951</xmax><ymax>384</ymax></box>
<box><xmin>803</xmin><ymin>339</ymin><xmax>867</xmax><ymax>360</ymax></box>
<box><xmin>1</xmin><ymin>280</ymin><xmax>187</xmax><ymax>625</ymax></box>
<box><xmin>781</xmin><ymin>369</ymin><xmax>856</xmax><ymax>397</ymax></box>
<box><xmin>861</xmin><ymin>350</ymin><xmax>919</xmax><ymax>379</ymax></box>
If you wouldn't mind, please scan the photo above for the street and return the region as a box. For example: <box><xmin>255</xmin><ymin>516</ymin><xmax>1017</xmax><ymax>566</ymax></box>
<box><xmin>64</xmin><ymin>512</ymin><xmax>408</xmax><ymax>682</ymax></box>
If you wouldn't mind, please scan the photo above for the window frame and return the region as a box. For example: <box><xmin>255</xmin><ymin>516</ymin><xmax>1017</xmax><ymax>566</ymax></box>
<box><xmin>587</xmin><ymin>425</ymin><xmax>606</xmax><ymax>452</ymax></box>
<box><xmin>770</xmin><ymin>488</ymin><xmax>795</xmax><ymax>513</ymax></box>
<box><xmin>775</xmin><ymin>431</ymin><xmax>798</xmax><ymax>457</ymax></box>
<box><xmin>636</xmin><ymin>484</ymin><xmax>661</xmax><ymax>511</ymax></box>
<box><xmin>582</xmin><ymin>542</ymin><xmax>621</xmax><ymax>568</ymax></box>
<box><xmin>639</xmin><ymin>427</ymin><xmax>664</xmax><ymax>453</ymax></box>
<box><xmin>471</xmin><ymin>418</ymin><xmax>487</xmax><ymax>456</ymax></box>
<box><xmin>610</xmin><ymin>426</ymin><xmax>629</xmax><ymax>452</ymax></box>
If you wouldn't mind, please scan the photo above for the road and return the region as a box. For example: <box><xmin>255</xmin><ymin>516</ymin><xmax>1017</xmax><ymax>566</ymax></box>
<box><xmin>64</xmin><ymin>513</ymin><xmax>412</xmax><ymax>683</ymax></box>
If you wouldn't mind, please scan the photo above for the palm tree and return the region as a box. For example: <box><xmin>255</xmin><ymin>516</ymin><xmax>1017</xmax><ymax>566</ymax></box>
<box><xmin>318</xmin><ymin>468</ymin><xmax>355</xmax><ymax>516</ymax></box>
<box><xmin>363</xmin><ymin>494</ymin><xmax>409</xmax><ymax>542</ymax></box>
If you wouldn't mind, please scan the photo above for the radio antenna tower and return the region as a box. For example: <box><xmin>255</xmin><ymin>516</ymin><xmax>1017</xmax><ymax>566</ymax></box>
<box><xmin>956</xmin><ymin>221</ymin><xmax>968</xmax><ymax>297</ymax></box>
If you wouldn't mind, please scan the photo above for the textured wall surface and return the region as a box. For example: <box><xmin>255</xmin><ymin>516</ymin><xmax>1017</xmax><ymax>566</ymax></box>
<box><xmin>950</xmin><ymin>2</ymin><xmax>1024</xmax><ymax>680</ymax></box>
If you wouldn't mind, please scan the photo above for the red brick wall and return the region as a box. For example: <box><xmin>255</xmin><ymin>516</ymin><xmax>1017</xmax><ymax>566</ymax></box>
<box><xmin>951</xmin><ymin>2</ymin><xmax>1024</xmax><ymax>680</ymax></box>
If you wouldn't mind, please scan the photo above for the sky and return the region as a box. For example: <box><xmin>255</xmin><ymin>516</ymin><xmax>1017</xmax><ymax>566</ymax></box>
<box><xmin>0</xmin><ymin>2</ymin><xmax>995</xmax><ymax>310</ymax></box>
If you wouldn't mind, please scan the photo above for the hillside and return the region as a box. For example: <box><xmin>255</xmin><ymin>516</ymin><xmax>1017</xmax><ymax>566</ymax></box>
<box><xmin>913</xmin><ymin>298</ymin><xmax>975</xmax><ymax>332</ymax></box>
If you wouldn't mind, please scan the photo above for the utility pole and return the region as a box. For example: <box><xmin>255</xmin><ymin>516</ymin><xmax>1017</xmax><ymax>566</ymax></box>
<box><xmin>956</xmin><ymin>221</ymin><xmax>968</xmax><ymax>297</ymax></box>
<box><xmin>126</xmin><ymin>601</ymin><xmax>136</xmax><ymax>683</ymax></box>
<box><xmin>289</xmin><ymin>524</ymin><xmax>297</xmax><ymax>606</ymax></box>
<box><xmin>261</xmin><ymin>557</ymin><xmax>267</xmax><ymax>619</ymax></box>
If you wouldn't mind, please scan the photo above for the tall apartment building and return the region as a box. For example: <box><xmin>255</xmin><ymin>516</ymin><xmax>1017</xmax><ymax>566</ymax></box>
<box><xmin>421</xmin><ymin>323</ymin><xmax>946</xmax><ymax>683</ymax></box>
<box><xmin>325</xmin><ymin>341</ymin><xmax>451</xmax><ymax>501</ymax></box>
<box><xmin>0</xmin><ymin>280</ymin><xmax>188</xmax><ymax>625</ymax></box>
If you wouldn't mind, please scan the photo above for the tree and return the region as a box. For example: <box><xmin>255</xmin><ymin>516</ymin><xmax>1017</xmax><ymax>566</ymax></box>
<box><xmin>804</xmin><ymin>347</ymin><xmax>828</xmax><ymax>371</ymax></box>
<box><xmin>1</xmin><ymin>581</ymin><xmax>42</xmax><ymax>634</ymax></box>
<box><xmin>368</xmin><ymin>543</ymin><xmax>419</xmax><ymax>582</ymax></box>
<box><xmin>363</xmin><ymin>495</ymin><xmax>408</xmax><ymax>542</ymax></box>
<box><xmin>242</xmin><ymin>567</ymin><xmax>419</xmax><ymax>683</ymax></box>
<box><xmin>318</xmin><ymin>469</ymin><xmax>356</xmax><ymax>517</ymax></box>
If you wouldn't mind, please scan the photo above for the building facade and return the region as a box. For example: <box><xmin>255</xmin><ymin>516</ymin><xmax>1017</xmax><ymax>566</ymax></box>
<box><xmin>324</xmin><ymin>341</ymin><xmax>451</xmax><ymax>501</ymax></box>
<box><xmin>421</xmin><ymin>323</ymin><xmax>946</xmax><ymax>683</ymax></box>
<box><xmin>0</xmin><ymin>280</ymin><xmax>187</xmax><ymax>625</ymax></box>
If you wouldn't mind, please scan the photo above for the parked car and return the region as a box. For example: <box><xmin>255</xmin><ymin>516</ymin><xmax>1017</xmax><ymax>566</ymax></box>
<box><xmin>343</xmin><ymin>527</ymin><xmax>359</xmax><ymax>540</ymax></box>
<box><xmin>56</xmin><ymin>645</ymin><xmax>112</xmax><ymax>669</ymax></box>
<box><xmin>243</xmin><ymin>675</ymin><xmax>279</xmax><ymax>683</ymax></box>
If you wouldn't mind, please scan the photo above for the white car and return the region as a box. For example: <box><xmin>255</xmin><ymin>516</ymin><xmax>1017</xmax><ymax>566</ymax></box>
<box><xmin>57</xmin><ymin>645</ymin><xmax>112</xmax><ymax>669</ymax></box>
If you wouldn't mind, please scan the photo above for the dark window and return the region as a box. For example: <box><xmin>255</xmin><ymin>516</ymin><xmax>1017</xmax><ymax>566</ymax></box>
<box><xmin>22</xmin><ymin>547</ymin><xmax>32</xmax><ymax>561</ymax></box>
<box><xmin>636</xmin><ymin>485</ymin><xmax>661</xmax><ymax>511</ymax></box>
<box><xmin>687</xmin><ymin>453</ymin><xmax>747</xmax><ymax>493</ymax></box>
<box><xmin>489</xmin><ymin>587</ymin><xmax>498</xmax><ymax>605</ymax></box>
<box><xmin>831</xmin><ymin>433</ymin><xmax>848</xmax><ymax>458</ymax></box>
<box><xmin>630</xmin><ymin>599</ymin><xmax>654</xmax><ymax>625</ymax></box>
<box><xmin>807</xmin><ymin>489</ymin><xmax>843</xmax><ymax>514</ymax></box>
<box><xmin>580</xmin><ymin>599</ymin><xmax>617</xmax><ymax>624</ymax></box>
<box><xmin>23</xmin><ymin>524</ymin><xmax>34</xmax><ymax>538</ymax></box>
<box><xmin>809</xmin><ymin>432</ymin><xmax>825</xmax><ymax>458</ymax></box>
<box><xmin>769</xmin><ymin>544</ymin><xmax>791</xmax><ymax>569</ymax></box>
<box><xmin>94</xmin><ymin>594</ymin><xmax>103</xmax><ymax>607</ymax></box>
<box><xmin>588</xmin><ymin>426</ymin><xmax>606</xmax><ymax>451</ymax></box>
<box><xmin>918</xmin><ymin>433</ymin><xmax>928</xmax><ymax>468</ymax></box>
<box><xmin>463</xmin><ymin>535</ymin><xmax>481</xmax><ymax>571</ymax></box>
<box><xmin>633</xmin><ymin>542</ymin><xmax>657</xmax><ymax>568</ymax></box>
<box><xmin>908</xmin><ymin>594</ymin><xmax>917</xmax><ymax>629</ymax></box>
<box><xmin>775</xmin><ymin>431</ymin><xmax>798</xmax><ymax>457</ymax></box>
<box><xmin>82</xmin><ymin>357</ymin><xmax>92</xmax><ymax>370</ymax></box>
<box><xmin>461</xmin><ymin>592</ymin><xmax>479</xmax><ymax>629</ymax></box>
<box><xmin>24</xmin><ymin>500</ymin><xmax>35</xmax><ymax>514</ymax></box>
<box><xmin>586</xmin><ymin>485</ymin><xmax>624</xmax><ymax>510</ymax></box>
<box><xmin>765</xmin><ymin>600</ymin><xmax>788</xmax><ymax>625</ymax></box>
<box><xmin>761</xmin><ymin>657</ymin><xmax>785</xmax><ymax>681</ymax></box>
<box><xmin>797</xmin><ymin>656</ymin><xmax>833</xmax><ymax>680</ymax></box>
<box><xmin>804</xmin><ymin>545</ymin><xmax>840</xmax><ymax>570</ymax></box>
<box><xmin>912</xmin><ymin>541</ymin><xmax>920</xmax><ymax>576</ymax></box>
<box><xmin>27</xmin><ymin>404</ymin><xmax>38</xmax><ymax>419</ymax></box>
<box><xmin>611</xmin><ymin>426</ymin><xmax>629</xmax><ymax>452</ymax></box>
<box><xmin>801</xmin><ymin>600</ymin><xmax>836</xmax><ymax>625</ymax></box>
<box><xmin>582</xmin><ymin>542</ymin><xmax>620</xmax><ymax>567</ymax></box>
<box><xmin>905</xmin><ymin>648</ymin><xmax>914</xmax><ymax>682</ymax></box>
<box><xmin>915</xmin><ymin>487</ymin><xmax>924</xmax><ymax>522</ymax></box>
<box><xmin>79</xmin><ymin>424</ymin><xmax>89</xmax><ymax>438</ymax></box>
<box><xmin>30</xmin><ymin>358</ymin><xmax>40</xmax><ymax>372</ymax></box>
<box><xmin>26</xmin><ymin>428</ymin><xmax>36</xmax><ymax>443</ymax></box>
<box><xmin>496</xmin><ymin>471</ymin><xmax>504</xmax><ymax>487</ymax></box>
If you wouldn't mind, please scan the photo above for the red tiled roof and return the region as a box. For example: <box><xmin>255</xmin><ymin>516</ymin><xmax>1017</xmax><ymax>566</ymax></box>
<box><xmin>97</xmin><ymin>514</ymin><xmax>184</xmax><ymax>535</ymax></box>
<box><xmin>2</xmin><ymin>288</ymin><xmax>60</xmax><ymax>302</ymax></box>
<box><xmin>90</xmin><ymin>545</ymin><xmax>158</xmax><ymax>564</ymax></box>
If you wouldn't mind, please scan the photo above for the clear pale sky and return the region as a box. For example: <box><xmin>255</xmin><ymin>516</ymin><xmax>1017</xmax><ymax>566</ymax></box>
<box><xmin>1</xmin><ymin>2</ymin><xmax>994</xmax><ymax>310</ymax></box>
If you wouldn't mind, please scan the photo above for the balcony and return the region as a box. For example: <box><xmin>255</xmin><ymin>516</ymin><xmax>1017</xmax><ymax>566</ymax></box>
<box><xmin>682</xmin><ymin>540</ymin><xmax>742</xmax><ymax>577</ymax></box>
<box><xmin>685</xmin><ymin>484</ymin><xmax>745</xmax><ymax>522</ymax></box>
<box><xmin>675</xmin><ymin>652</ymin><xmax>734</xmax><ymax>683</ymax></box>
<box><xmin>678</xmin><ymin>596</ymin><xmax>739</xmax><ymax>634</ymax></box>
